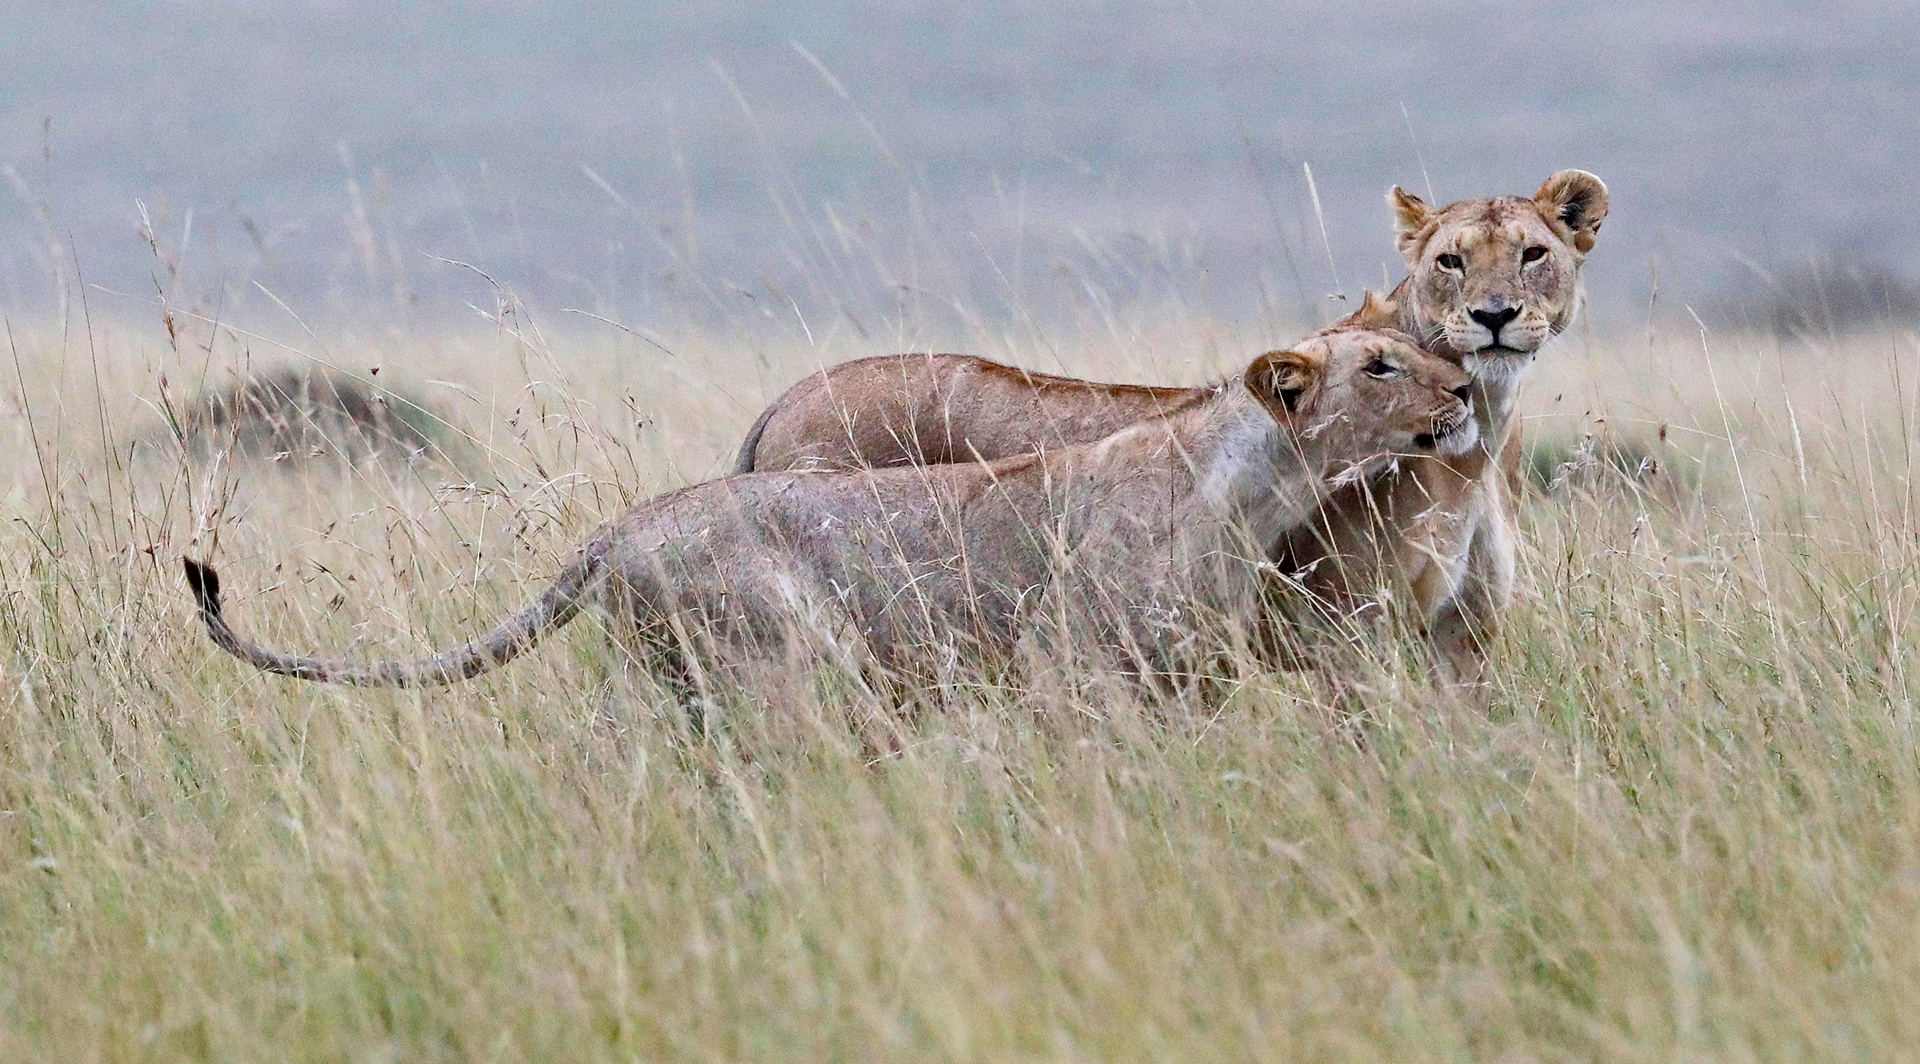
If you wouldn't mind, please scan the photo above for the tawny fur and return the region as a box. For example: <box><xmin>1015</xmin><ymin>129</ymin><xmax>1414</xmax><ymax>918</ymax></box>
<box><xmin>733</xmin><ymin>171</ymin><xmax>1609</xmax><ymax>686</ymax></box>
<box><xmin>186</xmin><ymin>328</ymin><xmax>1474</xmax><ymax>689</ymax></box>
<box><xmin>734</xmin><ymin>354</ymin><xmax>1198</xmax><ymax>475</ymax></box>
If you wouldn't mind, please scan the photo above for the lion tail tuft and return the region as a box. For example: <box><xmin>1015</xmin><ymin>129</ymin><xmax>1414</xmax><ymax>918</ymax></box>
<box><xmin>183</xmin><ymin>557</ymin><xmax>223</xmax><ymax>617</ymax></box>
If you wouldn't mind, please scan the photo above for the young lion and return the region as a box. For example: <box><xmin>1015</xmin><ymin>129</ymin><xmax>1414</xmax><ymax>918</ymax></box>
<box><xmin>733</xmin><ymin>171</ymin><xmax>1609</xmax><ymax>685</ymax></box>
<box><xmin>184</xmin><ymin>326</ymin><xmax>1475</xmax><ymax>690</ymax></box>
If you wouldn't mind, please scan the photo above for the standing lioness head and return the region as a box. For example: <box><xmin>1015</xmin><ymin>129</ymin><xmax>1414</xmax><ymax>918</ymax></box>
<box><xmin>1248</xmin><ymin>320</ymin><xmax>1478</xmax><ymax>461</ymax></box>
<box><xmin>1391</xmin><ymin>170</ymin><xmax>1609</xmax><ymax>382</ymax></box>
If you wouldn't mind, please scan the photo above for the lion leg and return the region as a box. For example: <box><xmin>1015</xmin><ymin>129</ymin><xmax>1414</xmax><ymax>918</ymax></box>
<box><xmin>1424</xmin><ymin>502</ymin><xmax>1516</xmax><ymax>693</ymax></box>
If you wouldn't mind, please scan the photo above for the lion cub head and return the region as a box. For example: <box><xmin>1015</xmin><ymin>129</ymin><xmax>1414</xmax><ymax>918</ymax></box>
<box><xmin>1247</xmin><ymin>321</ymin><xmax>1478</xmax><ymax>463</ymax></box>
<box><xmin>1390</xmin><ymin>169</ymin><xmax>1609</xmax><ymax>383</ymax></box>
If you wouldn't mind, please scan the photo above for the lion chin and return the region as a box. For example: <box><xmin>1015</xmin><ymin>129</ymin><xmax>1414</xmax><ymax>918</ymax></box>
<box><xmin>1460</xmin><ymin>347</ymin><xmax>1536</xmax><ymax>390</ymax></box>
<box><xmin>1415</xmin><ymin>413</ymin><xmax>1480</xmax><ymax>457</ymax></box>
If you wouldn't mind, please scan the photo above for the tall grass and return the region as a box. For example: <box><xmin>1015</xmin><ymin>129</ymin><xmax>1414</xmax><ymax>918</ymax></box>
<box><xmin>3</xmin><ymin>288</ymin><xmax>1920</xmax><ymax>1062</ymax></box>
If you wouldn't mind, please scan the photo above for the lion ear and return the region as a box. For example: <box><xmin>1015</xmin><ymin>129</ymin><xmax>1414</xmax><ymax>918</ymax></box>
<box><xmin>1247</xmin><ymin>347</ymin><xmax>1323</xmax><ymax>418</ymax></box>
<box><xmin>1388</xmin><ymin>186</ymin><xmax>1435</xmax><ymax>257</ymax></box>
<box><xmin>1352</xmin><ymin>290</ymin><xmax>1400</xmax><ymax>330</ymax></box>
<box><xmin>1534</xmin><ymin>170</ymin><xmax>1609</xmax><ymax>254</ymax></box>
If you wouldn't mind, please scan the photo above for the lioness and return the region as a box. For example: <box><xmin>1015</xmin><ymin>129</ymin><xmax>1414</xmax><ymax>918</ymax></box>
<box><xmin>184</xmin><ymin>325</ymin><xmax>1475</xmax><ymax>690</ymax></box>
<box><xmin>734</xmin><ymin>171</ymin><xmax>1609</xmax><ymax>685</ymax></box>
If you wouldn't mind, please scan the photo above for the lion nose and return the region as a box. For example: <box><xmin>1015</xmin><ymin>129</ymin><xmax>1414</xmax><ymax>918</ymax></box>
<box><xmin>1469</xmin><ymin>306</ymin><xmax>1519</xmax><ymax>339</ymax></box>
<box><xmin>1449</xmin><ymin>384</ymin><xmax>1472</xmax><ymax>403</ymax></box>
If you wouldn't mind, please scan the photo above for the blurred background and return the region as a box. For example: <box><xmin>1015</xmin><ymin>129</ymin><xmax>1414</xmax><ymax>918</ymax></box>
<box><xmin>1</xmin><ymin>0</ymin><xmax>1914</xmax><ymax>344</ymax></box>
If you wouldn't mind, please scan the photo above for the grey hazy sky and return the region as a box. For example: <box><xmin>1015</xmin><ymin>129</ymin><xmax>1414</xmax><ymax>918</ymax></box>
<box><xmin>1</xmin><ymin>1</ymin><xmax>1912</xmax><ymax>335</ymax></box>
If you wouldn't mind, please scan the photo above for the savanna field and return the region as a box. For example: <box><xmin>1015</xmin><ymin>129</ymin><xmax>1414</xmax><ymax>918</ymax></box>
<box><xmin>4</xmin><ymin>283</ymin><xmax>1920</xmax><ymax>1060</ymax></box>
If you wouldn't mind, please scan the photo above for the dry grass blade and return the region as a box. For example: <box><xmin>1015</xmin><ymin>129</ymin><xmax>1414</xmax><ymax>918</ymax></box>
<box><xmin>3</xmin><ymin>305</ymin><xmax>1920</xmax><ymax>1062</ymax></box>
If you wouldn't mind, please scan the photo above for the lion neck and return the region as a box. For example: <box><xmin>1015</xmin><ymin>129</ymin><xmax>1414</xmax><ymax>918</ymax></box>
<box><xmin>1140</xmin><ymin>383</ymin><xmax>1357</xmax><ymax>551</ymax></box>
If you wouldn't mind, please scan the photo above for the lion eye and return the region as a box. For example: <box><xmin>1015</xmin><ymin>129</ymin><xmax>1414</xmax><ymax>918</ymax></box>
<box><xmin>1364</xmin><ymin>358</ymin><xmax>1402</xmax><ymax>379</ymax></box>
<box><xmin>1435</xmin><ymin>253</ymin><xmax>1464</xmax><ymax>271</ymax></box>
<box><xmin>1521</xmin><ymin>245</ymin><xmax>1548</xmax><ymax>263</ymax></box>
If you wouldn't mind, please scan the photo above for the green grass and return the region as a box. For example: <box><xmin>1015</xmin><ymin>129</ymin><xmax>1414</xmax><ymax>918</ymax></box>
<box><xmin>3</xmin><ymin>311</ymin><xmax>1920</xmax><ymax>1061</ymax></box>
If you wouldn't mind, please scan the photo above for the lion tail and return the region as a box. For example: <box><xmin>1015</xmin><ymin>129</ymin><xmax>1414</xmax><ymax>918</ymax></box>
<box><xmin>182</xmin><ymin>542</ymin><xmax>608</xmax><ymax>687</ymax></box>
<box><xmin>731</xmin><ymin>395</ymin><xmax>784</xmax><ymax>476</ymax></box>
